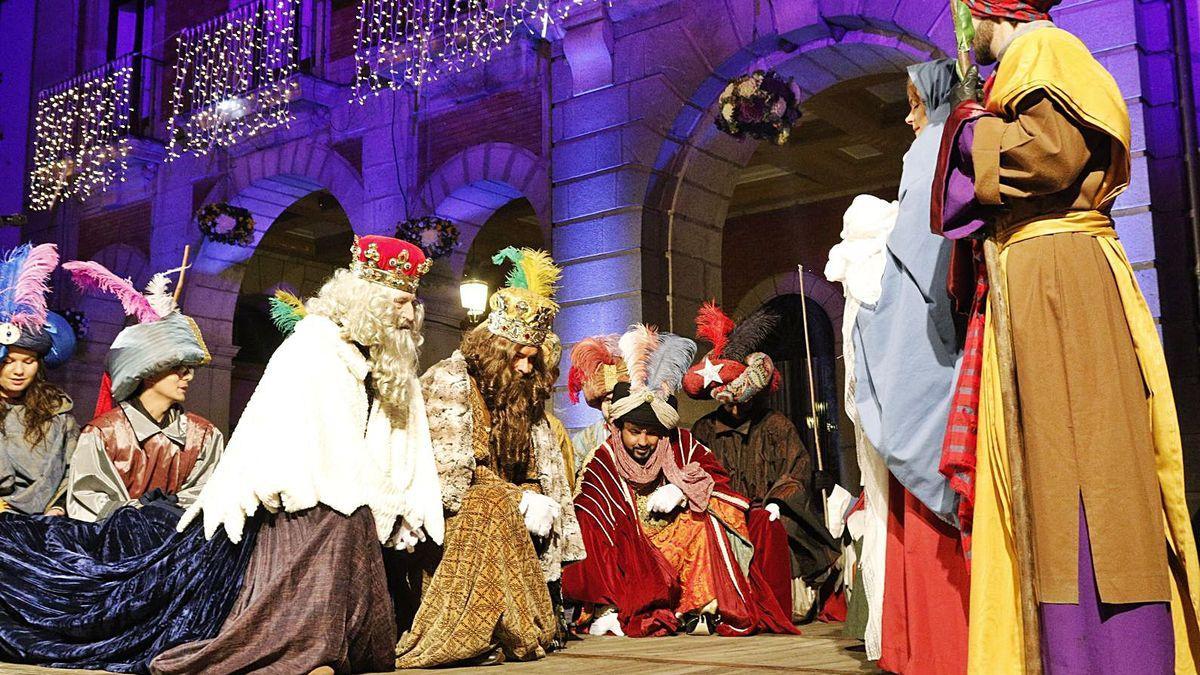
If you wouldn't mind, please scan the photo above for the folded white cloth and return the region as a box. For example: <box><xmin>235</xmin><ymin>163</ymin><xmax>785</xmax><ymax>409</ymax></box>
<box><xmin>824</xmin><ymin>194</ymin><xmax>899</xmax><ymax>306</ymax></box>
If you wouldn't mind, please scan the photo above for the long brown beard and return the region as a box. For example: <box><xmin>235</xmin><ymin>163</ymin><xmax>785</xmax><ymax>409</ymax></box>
<box><xmin>461</xmin><ymin>325</ymin><xmax>553</xmax><ymax>484</ymax></box>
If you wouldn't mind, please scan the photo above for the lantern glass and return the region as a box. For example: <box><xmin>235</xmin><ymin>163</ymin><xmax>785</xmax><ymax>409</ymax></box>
<box><xmin>460</xmin><ymin>279</ymin><xmax>489</xmax><ymax>319</ymax></box>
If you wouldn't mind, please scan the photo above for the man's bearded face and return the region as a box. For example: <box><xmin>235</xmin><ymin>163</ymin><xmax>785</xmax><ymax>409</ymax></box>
<box><xmin>620</xmin><ymin>421</ymin><xmax>665</xmax><ymax>465</ymax></box>
<box><xmin>510</xmin><ymin>345</ymin><xmax>540</xmax><ymax>379</ymax></box>
<box><xmin>972</xmin><ymin>16</ymin><xmax>999</xmax><ymax>65</ymax></box>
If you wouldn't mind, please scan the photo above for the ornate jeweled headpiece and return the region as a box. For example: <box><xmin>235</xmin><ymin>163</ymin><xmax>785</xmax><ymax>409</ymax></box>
<box><xmin>350</xmin><ymin>235</ymin><xmax>432</xmax><ymax>293</ymax></box>
<box><xmin>486</xmin><ymin>247</ymin><xmax>561</xmax><ymax>347</ymax></box>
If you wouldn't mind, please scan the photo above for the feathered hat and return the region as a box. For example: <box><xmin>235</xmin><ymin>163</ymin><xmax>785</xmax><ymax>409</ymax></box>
<box><xmin>567</xmin><ymin>334</ymin><xmax>628</xmax><ymax>409</ymax></box>
<box><xmin>63</xmin><ymin>260</ymin><xmax>209</xmax><ymax>415</ymax></box>
<box><xmin>487</xmin><ymin>247</ymin><xmax>561</xmax><ymax>347</ymax></box>
<box><xmin>608</xmin><ymin>325</ymin><xmax>697</xmax><ymax>431</ymax></box>
<box><xmin>683</xmin><ymin>301</ymin><xmax>781</xmax><ymax>404</ymax></box>
<box><xmin>0</xmin><ymin>243</ymin><xmax>75</xmax><ymax>368</ymax></box>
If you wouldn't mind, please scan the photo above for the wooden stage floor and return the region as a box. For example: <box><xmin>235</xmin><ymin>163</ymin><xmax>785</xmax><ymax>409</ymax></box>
<box><xmin>1</xmin><ymin>622</ymin><xmax>881</xmax><ymax>674</ymax></box>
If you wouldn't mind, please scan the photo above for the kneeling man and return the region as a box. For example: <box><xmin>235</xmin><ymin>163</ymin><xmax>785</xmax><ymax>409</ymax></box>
<box><xmin>563</xmin><ymin>326</ymin><xmax>797</xmax><ymax>638</ymax></box>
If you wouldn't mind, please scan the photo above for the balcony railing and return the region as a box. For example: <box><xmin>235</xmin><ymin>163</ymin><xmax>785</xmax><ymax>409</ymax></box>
<box><xmin>165</xmin><ymin>0</ymin><xmax>303</xmax><ymax>160</ymax></box>
<box><xmin>352</xmin><ymin>0</ymin><xmax>584</xmax><ymax>99</ymax></box>
<box><xmin>29</xmin><ymin>53</ymin><xmax>164</xmax><ymax>211</ymax></box>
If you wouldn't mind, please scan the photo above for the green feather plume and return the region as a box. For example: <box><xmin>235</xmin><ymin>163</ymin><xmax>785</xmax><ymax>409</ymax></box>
<box><xmin>268</xmin><ymin>289</ymin><xmax>307</xmax><ymax>335</ymax></box>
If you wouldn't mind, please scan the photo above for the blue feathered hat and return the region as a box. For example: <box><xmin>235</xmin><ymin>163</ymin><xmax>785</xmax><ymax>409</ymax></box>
<box><xmin>0</xmin><ymin>243</ymin><xmax>75</xmax><ymax>368</ymax></box>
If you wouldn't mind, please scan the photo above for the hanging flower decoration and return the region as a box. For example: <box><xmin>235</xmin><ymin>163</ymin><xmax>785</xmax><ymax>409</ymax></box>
<box><xmin>396</xmin><ymin>216</ymin><xmax>460</xmax><ymax>260</ymax></box>
<box><xmin>196</xmin><ymin>202</ymin><xmax>256</xmax><ymax>246</ymax></box>
<box><xmin>715</xmin><ymin>70</ymin><xmax>804</xmax><ymax>145</ymax></box>
<box><xmin>60</xmin><ymin>309</ymin><xmax>89</xmax><ymax>342</ymax></box>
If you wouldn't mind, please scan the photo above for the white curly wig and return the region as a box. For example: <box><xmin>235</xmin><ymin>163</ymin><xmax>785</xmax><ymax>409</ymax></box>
<box><xmin>305</xmin><ymin>269</ymin><xmax>424</xmax><ymax>419</ymax></box>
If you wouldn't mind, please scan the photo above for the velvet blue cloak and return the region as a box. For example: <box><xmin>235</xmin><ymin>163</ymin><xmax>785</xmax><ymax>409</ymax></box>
<box><xmin>0</xmin><ymin>504</ymin><xmax>256</xmax><ymax>673</ymax></box>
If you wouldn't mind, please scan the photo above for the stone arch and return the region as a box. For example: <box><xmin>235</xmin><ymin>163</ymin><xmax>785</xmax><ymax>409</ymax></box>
<box><xmin>415</xmin><ymin>142</ymin><xmax>552</xmax><ymax>277</ymax></box>
<box><xmin>733</xmin><ymin>270</ymin><xmax>845</xmax><ymax>350</ymax></box>
<box><xmin>185</xmin><ymin>138</ymin><xmax>366</xmax><ymax>344</ymax></box>
<box><xmin>639</xmin><ymin>0</ymin><xmax>951</xmax><ymax>331</ymax></box>
<box><xmin>176</xmin><ymin>138</ymin><xmax>365</xmax><ymax>430</ymax></box>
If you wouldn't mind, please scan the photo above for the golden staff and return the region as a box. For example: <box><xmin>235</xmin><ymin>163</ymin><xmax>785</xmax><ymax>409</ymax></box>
<box><xmin>796</xmin><ymin>264</ymin><xmax>828</xmax><ymax>506</ymax></box>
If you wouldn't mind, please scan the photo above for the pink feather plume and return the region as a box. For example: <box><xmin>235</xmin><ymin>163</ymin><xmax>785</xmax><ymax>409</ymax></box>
<box><xmin>568</xmin><ymin>335</ymin><xmax>621</xmax><ymax>404</ymax></box>
<box><xmin>62</xmin><ymin>260</ymin><xmax>161</xmax><ymax>324</ymax></box>
<box><xmin>8</xmin><ymin>244</ymin><xmax>58</xmax><ymax>330</ymax></box>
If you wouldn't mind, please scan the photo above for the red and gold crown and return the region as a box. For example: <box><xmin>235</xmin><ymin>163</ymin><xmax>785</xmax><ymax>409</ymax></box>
<box><xmin>350</xmin><ymin>235</ymin><xmax>432</xmax><ymax>293</ymax></box>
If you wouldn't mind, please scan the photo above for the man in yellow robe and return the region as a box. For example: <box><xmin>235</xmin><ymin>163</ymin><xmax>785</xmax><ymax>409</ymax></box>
<box><xmin>931</xmin><ymin>2</ymin><xmax>1200</xmax><ymax>672</ymax></box>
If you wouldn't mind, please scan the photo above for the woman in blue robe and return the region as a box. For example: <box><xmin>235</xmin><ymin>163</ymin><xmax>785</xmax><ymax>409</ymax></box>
<box><xmin>851</xmin><ymin>59</ymin><xmax>963</xmax><ymax>524</ymax></box>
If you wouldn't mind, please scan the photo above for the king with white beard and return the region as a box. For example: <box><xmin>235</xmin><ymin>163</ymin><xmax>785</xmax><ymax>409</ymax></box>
<box><xmin>153</xmin><ymin>235</ymin><xmax>444</xmax><ymax>675</ymax></box>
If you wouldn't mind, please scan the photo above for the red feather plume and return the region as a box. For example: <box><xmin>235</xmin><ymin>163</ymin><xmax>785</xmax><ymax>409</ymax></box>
<box><xmin>568</xmin><ymin>335</ymin><xmax>620</xmax><ymax>404</ymax></box>
<box><xmin>695</xmin><ymin>301</ymin><xmax>735</xmax><ymax>357</ymax></box>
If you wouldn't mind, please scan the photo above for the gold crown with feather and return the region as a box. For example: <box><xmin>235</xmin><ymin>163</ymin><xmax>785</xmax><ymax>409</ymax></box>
<box><xmin>487</xmin><ymin>247</ymin><xmax>561</xmax><ymax>347</ymax></box>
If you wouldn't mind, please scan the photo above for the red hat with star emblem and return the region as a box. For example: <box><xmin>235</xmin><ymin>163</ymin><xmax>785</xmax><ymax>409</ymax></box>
<box><xmin>682</xmin><ymin>301</ymin><xmax>781</xmax><ymax>404</ymax></box>
<box><xmin>350</xmin><ymin>235</ymin><xmax>432</xmax><ymax>293</ymax></box>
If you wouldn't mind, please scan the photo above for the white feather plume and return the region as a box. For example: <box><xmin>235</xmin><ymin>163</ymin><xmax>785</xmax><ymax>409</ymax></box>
<box><xmin>144</xmin><ymin>272</ymin><xmax>176</xmax><ymax>317</ymax></box>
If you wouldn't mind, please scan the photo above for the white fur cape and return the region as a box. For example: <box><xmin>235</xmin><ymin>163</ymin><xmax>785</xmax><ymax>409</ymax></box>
<box><xmin>177</xmin><ymin>315</ymin><xmax>445</xmax><ymax>548</ymax></box>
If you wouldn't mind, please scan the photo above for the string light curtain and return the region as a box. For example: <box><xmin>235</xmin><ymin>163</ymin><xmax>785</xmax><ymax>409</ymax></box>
<box><xmin>352</xmin><ymin>0</ymin><xmax>583</xmax><ymax>100</ymax></box>
<box><xmin>166</xmin><ymin>0</ymin><xmax>300</xmax><ymax>160</ymax></box>
<box><xmin>29</xmin><ymin>57</ymin><xmax>135</xmax><ymax>211</ymax></box>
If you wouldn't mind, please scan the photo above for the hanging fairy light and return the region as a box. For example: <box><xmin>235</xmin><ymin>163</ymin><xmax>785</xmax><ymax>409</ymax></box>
<box><xmin>166</xmin><ymin>0</ymin><xmax>301</xmax><ymax>160</ymax></box>
<box><xmin>28</xmin><ymin>57</ymin><xmax>135</xmax><ymax>211</ymax></box>
<box><xmin>352</xmin><ymin>0</ymin><xmax>583</xmax><ymax>101</ymax></box>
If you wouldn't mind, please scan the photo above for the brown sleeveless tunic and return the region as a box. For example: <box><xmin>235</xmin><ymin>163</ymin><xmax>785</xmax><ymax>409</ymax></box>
<box><xmin>83</xmin><ymin>407</ymin><xmax>213</xmax><ymax>499</ymax></box>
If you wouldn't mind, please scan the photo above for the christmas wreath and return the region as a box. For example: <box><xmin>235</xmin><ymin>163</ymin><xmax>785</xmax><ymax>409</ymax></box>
<box><xmin>196</xmin><ymin>203</ymin><xmax>256</xmax><ymax>246</ymax></box>
<box><xmin>396</xmin><ymin>216</ymin><xmax>459</xmax><ymax>260</ymax></box>
<box><xmin>715</xmin><ymin>70</ymin><xmax>804</xmax><ymax>145</ymax></box>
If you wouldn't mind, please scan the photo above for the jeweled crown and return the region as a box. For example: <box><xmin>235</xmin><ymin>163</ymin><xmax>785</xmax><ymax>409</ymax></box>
<box><xmin>350</xmin><ymin>235</ymin><xmax>432</xmax><ymax>293</ymax></box>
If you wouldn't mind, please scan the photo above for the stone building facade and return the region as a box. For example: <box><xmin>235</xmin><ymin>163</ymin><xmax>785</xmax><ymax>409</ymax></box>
<box><xmin>1</xmin><ymin>0</ymin><xmax>1198</xmax><ymax>498</ymax></box>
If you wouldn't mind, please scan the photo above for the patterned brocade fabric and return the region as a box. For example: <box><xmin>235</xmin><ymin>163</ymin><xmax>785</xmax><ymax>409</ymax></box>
<box><xmin>394</xmin><ymin>381</ymin><xmax>557</xmax><ymax>668</ymax></box>
<box><xmin>394</xmin><ymin>468</ymin><xmax>557</xmax><ymax>667</ymax></box>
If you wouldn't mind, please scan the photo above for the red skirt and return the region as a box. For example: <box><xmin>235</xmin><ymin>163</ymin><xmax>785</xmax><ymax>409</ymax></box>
<box><xmin>879</xmin><ymin>476</ymin><xmax>970</xmax><ymax>675</ymax></box>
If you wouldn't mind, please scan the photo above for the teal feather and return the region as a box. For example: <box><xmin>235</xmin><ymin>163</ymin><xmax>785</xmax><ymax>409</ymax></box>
<box><xmin>0</xmin><ymin>244</ymin><xmax>33</xmax><ymax>324</ymax></box>
<box><xmin>491</xmin><ymin>246</ymin><xmax>528</xmax><ymax>290</ymax></box>
<box><xmin>268</xmin><ymin>291</ymin><xmax>306</xmax><ymax>335</ymax></box>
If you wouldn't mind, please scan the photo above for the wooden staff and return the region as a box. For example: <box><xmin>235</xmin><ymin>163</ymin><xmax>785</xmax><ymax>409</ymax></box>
<box><xmin>949</xmin><ymin>0</ymin><xmax>1041</xmax><ymax>665</ymax></box>
<box><xmin>796</xmin><ymin>265</ymin><xmax>829</xmax><ymax>506</ymax></box>
<box><xmin>173</xmin><ymin>244</ymin><xmax>191</xmax><ymax>304</ymax></box>
<box><xmin>983</xmin><ymin>238</ymin><xmax>1042</xmax><ymax>673</ymax></box>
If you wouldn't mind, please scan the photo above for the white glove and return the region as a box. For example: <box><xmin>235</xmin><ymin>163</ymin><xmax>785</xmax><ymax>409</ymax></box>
<box><xmin>519</xmin><ymin>491</ymin><xmax>560</xmax><ymax>538</ymax></box>
<box><xmin>765</xmin><ymin>503</ymin><xmax>780</xmax><ymax>522</ymax></box>
<box><xmin>646</xmin><ymin>483</ymin><xmax>686</xmax><ymax>515</ymax></box>
<box><xmin>392</xmin><ymin>518</ymin><xmax>427</xmax><ymax>552</ymax></box>
<box><xmin>589</xmin><ymin>607</ymin><xmax>625</xmax><ymax>637</ymax></box>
